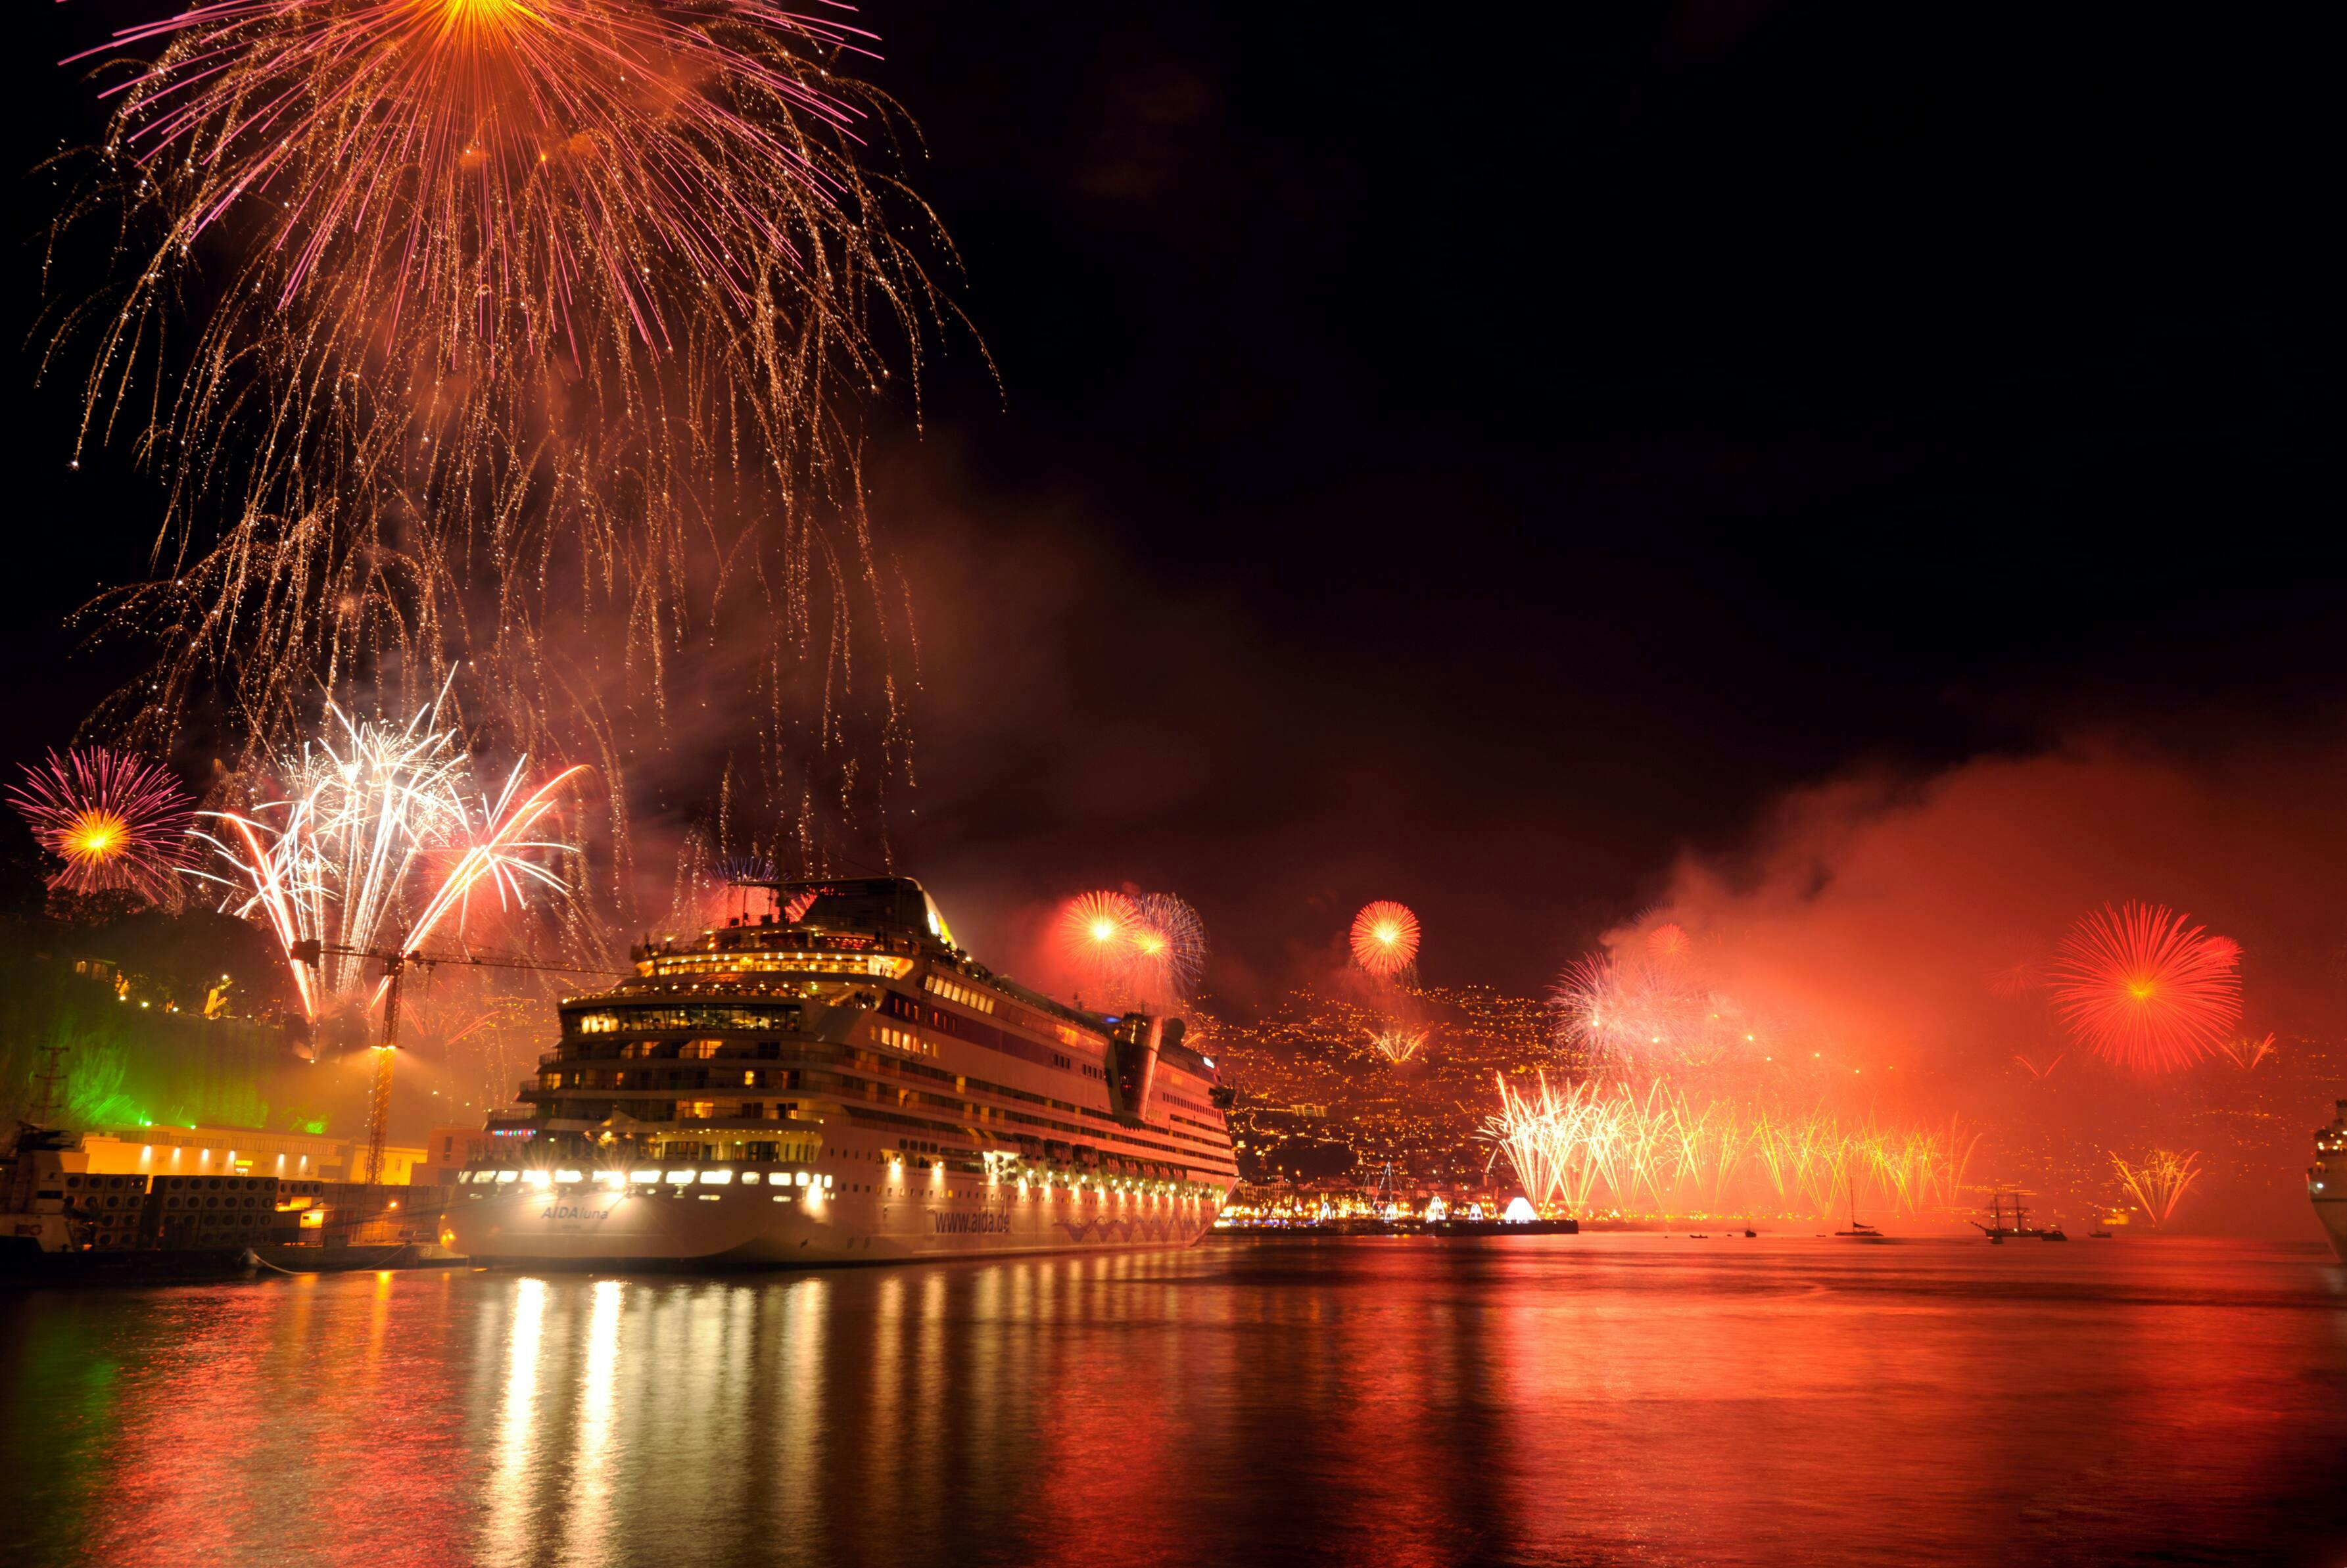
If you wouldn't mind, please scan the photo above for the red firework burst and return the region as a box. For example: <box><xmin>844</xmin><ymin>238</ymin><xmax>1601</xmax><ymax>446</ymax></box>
<box><xmin>1350</xmin><ymin>901</ymin><xmax>1421</xmax><ymax>978</ymax></box>
<box><xmin>1058</xmin><ymin>891</ymin><xmax>1139</xmax><ymax>993</ymax></box>
<box><xmin>2049</xmin><ymin>901</ymin><xmax>2242</xmax><ymax>1072</ymax></box>
<box><xmin>7</xmin><ymin>748</ymin><xmax>197</xmax><ymax>903</ymax></box>
<box><xmin>1647</xmin><ymin>922</ymin><xmax>1691</xmax><ymax>961</ymax></box>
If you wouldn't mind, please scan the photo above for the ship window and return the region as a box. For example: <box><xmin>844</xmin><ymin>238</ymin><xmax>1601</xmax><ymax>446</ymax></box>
<box><xmin>742</xmin><ymin>1172</ymin><xmax>761</xmax><ymax>1185</ymax></box>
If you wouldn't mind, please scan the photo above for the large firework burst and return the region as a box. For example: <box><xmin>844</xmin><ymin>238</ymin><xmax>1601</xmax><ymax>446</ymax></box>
<box><xmin>192</xmin><ymin>695</ymin><xmax>586</xmax><ymax>1020</ymax></box>
<box><xmin>48</xmin><ymin>0</ymin><xmax>960</xmax><ymax>884</ymax></box>
<box><xmin>1057</xmin><ymin>891</ymin><xmax>1139</xmax><ymax>999</ymax></box>
<box><xmin>2049</xmin><ymin>901</ymin><xmax>2242</xmax><ymax>1072</ymax></box>
<box><xmin>7</xmin><ymin>746</ymin><xmax>197</xmax><ymax>903</ymax></box>
<box><xmin>1349</xmin><ymin>900</ymin><xmax>1420</xmax><ymax>980</ymax></box>
<box><xmin>1055</xmin><ymin>889</ymin><xmax>1207</xmax><ymax>1010</ymax></box>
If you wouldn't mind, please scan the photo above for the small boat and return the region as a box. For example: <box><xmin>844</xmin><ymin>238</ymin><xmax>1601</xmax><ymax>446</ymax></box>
<box><xmin>2088</xmin><ymin>1229</ymin><xmax>2113</xmax><ymax>1239</ymax></box>
<box><xmin>2041</xmin><ymin>1227</ymin><xmax>2068</xmax><ymax>1241</ymax></box>
<box><xmin>1833</xmin><ymin>1177</ymin><xmax>1887</xmax><ymax>1241</ymax></box>
<box><xmin>1743</xmin><ymin>1228</ymin><xmax>1757</xmax><ymax>1238</ymax></box>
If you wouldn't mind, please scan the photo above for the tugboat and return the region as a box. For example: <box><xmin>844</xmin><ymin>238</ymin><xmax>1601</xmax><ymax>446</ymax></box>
<box><xmin>2310</xmin><ymin>1100</ymin><xmax>2347</xmax><ymax>1263</ymax></box>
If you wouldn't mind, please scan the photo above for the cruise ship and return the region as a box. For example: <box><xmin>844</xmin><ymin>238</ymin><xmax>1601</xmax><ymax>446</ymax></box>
<box><xmin>441</xmin><ymin>878</ymin><xmax>1239</xmax><ymax>1266</ymax></box>
<box><xmin>2311</xmin><ymin>1100</ymin><xmax>2347</xmax><ymax>1263</ymax></box>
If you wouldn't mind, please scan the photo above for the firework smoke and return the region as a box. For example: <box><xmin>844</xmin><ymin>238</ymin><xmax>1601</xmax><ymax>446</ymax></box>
<box><xmin>1552</xmin><ymin>930</ymin><xmax>1767</xmax><ymax>1078</ymax></box>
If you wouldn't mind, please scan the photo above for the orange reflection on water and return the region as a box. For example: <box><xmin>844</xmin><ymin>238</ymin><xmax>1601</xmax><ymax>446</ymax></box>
<box><xmin>3</xmin><ymin>1237</ymin><xmax>2343</xmax><ymax>1566</ymax></box>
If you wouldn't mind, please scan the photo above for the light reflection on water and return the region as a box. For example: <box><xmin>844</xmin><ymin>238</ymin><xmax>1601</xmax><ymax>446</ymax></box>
<box><xmin>3</xmin><ymin>1237</ymin><xmax>2344</xmax><ymax>1567</ymax></box>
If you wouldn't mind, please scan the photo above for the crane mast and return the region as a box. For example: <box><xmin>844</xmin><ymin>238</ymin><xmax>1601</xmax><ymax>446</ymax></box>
<box><xmin>291</xmin><ymin>937</ymin><xmax>626</xmax><ymax>1185</ymax></box>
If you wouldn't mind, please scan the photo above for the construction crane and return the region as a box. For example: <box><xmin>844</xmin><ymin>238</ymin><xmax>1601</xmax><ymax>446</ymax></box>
<box><xmin>289</xmin><ymin>938</ymin><xmax>630</xmax><ymax>1184</ymax></box>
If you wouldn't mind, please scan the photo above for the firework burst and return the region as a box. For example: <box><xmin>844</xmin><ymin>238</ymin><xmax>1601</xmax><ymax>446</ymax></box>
<box><xmin>1057</xmin><ymin>891</ymin><xmax>1139</xmax><ymax>999</ymax></box>
<box><xmin>2049</xmin><ymin>901</ymin><xmax>2242</xmax><ymax>1072</ymax></box>
<box><xmin>1350</xmin><ymin>901</ymin><xmax>1420</xmax><ymax>980</ymax></box>
<box><xmin>1365</xmin><ymin>1027</ymin><xmax>1427</xmax><ymax>1064</ymax></box>
<box><xmin>7</xmin><ymin>746</ymin><xmax>196</xmax><ymax>904</ymax></box>
<box><xmin>49</xmin><ymin>0</ymin><xmax>959</xmax><ymax>876</ymax></box>
<box><xmin>1128</xmin><ymin>892</ymin><xmax>1208</xmax><ymax>1009</ymax></box>
<box><xmin>2217</xmin><ymin>1032</ymin><xmax>2277</xmax><ymax>1070</ymax></box>
<box><xmin>2110</xmin><ymin>1147</ymin><xmax>2202</xmax><ymax>1225</ymax></box>
<box><xmin>1482</xmin><ymin>1072</ymin><xmax>1974</xmax><ymax>1220</ymax></box>
<box><xmin>1055</xmin><ymin>890</ymin><xmax>1206</xmax><ymax>1009</ymax></box>
<box><xmin>1552</xmin><ymin>950</ymin><xmax>1764</xmax><ymax>1076</ymax></box>
<box><xmin>192</xmin><ymin>695</ymin><xmax>586</xmax><ymax>1020</ymax></box>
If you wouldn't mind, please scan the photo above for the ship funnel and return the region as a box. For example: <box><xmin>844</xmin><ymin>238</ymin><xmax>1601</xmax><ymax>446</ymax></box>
<box><xmin>1108</xmin><ymin>1015</ymin><xmax>1166</xmax><ymax>1123</ymax></box>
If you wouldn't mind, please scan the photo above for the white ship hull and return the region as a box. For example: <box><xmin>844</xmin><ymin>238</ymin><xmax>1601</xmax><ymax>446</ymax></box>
<box><xmin>2311</xmin><ymin>1099</ymin><xmax>2347</xmax><ymax>1264</ymax></box>
<box><xmin>454</xmin><ymin>876</ymin><xmax>1241</xmax><ymax>1270</ymax></box>
<box><xmin>2314</xmin><ymin>1198</ymin><xmax>2347</xmax><ymax>1266</ymax></box>
<box><xmin>445</xmin><ymin>1177</ymin><xmax>1223</xmax><ymax>1266</ymax></box>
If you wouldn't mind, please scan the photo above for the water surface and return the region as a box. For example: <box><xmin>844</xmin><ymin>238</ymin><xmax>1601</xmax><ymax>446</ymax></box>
<box><xmin>3</xmin><ymin>1235</ymin><xmax>2342</xmax><ymax>1566</ymax></box>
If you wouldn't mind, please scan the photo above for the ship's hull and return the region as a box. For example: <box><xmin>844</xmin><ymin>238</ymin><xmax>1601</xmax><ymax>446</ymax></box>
<box><xmin>443</xmin><ymin>1181</ymin><xmax>1224</xmax><ymax>1268</ymax></box>
<box><xmin>2314</xmin><ymin>1197</ymin><xmax>2347</xmax><ymax>1265</ymax></box>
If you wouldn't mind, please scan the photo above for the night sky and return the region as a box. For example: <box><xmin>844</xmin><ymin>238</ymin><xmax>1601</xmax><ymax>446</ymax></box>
<box><xmin>2</xmin><ymin>5</ymin><xmax>2338</xmax><ymax>996</ymax></box>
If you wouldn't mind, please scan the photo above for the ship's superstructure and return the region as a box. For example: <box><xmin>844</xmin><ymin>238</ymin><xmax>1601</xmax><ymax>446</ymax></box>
<box><xmin>442</xmin><ymin>878</ymin><xmax>1239</xmax><ymax>1266</ymax></box>
<box><xmin>2310</xmin><ymin>1100</ymin><xmax>2347</xmax><ymax>1264</ymax></box>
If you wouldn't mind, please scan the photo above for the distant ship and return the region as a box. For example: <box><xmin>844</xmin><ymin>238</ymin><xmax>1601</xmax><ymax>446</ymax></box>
<box><xmin>2310</xmin><ymin>1100</ymin><xmax>2347</xmax><ymax>1264</ymax></box>
<box><xmin>1973</xmin><ymin>1190</ymin><xmax>2064</xmax><ymax>1242</ymax></box>
<box><xmin>442</xmin><ymin>877</ymin><xmax>1239</xmax><ymax>1267</ymax></box>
